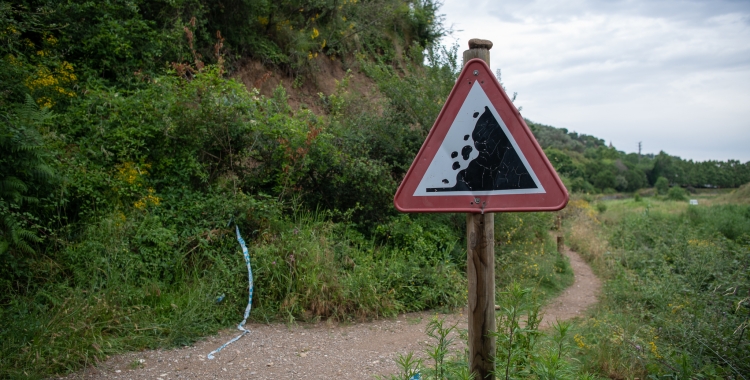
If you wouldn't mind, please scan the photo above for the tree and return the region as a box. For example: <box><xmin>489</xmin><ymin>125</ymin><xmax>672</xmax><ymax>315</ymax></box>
<box><xmin>624</xmin><ymin>168</ymin><xmax>648</xmax><ymax>192</ymax></box>
<box><xmin>655</xmin><ymin>176</ymin><xmax>669</xmax><ymax>195</ymax></box>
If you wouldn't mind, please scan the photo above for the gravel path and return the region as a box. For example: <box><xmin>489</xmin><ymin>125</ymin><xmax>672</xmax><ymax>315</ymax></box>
<box><xmin>57</xmin><ymin>238</ymin><xmax>600</xmax><ymax>380</ymax></box>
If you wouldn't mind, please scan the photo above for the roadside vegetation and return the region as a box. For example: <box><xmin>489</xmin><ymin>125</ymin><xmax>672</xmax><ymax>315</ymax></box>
<box><xmin>1</xmin><ymin>1</ymin><xmax>749</xmax><ymax>379</ymax></box>
<box><xmin>567</xmin><ymin>194</ymin><xmax>750</xmax><ymax>379</ymax></box>
<box><xmin>390</xmin><ymin>192</ymin><xmax>749</xmax><ymax>379</ymax></box>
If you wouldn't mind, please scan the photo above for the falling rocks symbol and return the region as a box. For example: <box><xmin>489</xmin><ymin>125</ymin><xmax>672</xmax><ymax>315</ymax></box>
<box><xmin>427</xmin><ymin>106</ymin><xmax>537</xmax><ymax>192</ymax></box>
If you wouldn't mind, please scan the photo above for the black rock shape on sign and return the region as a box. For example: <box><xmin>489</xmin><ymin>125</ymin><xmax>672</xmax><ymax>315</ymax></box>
<box><xmin>427</xmin><ymin>106</ymin><xmax>537</xmax><ymax>192</ymax></box>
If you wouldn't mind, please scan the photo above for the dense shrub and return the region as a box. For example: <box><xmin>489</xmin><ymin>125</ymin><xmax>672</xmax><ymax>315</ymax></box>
<box><xmin>666</xmin><ymin>186</ymin><xmax>687</xmax><ymax>201</ymax></box>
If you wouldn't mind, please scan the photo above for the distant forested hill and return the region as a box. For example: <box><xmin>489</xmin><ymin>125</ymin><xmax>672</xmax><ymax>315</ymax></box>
<box><xmin>528</xmin><ymin>120</ymin><xmax>750</xmax><ymax>192</ymax></box>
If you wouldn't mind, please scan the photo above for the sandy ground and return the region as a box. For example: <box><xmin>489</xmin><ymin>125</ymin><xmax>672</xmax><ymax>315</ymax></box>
<box><xmin>56</xmin><ymin>240</ymin><xmax>600</xmax><ymax>380</ymax></box>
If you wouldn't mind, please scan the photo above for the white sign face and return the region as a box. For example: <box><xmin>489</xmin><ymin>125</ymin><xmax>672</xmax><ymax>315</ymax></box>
<box><xmin>689</xmin><ymin>199</ymin><xmax>699</xmax><ymax>205</ymax></box>
<box><xmin>414</xmin><ymin>82</ymin><xmax>545</xmax><ymax>196</ymax></box>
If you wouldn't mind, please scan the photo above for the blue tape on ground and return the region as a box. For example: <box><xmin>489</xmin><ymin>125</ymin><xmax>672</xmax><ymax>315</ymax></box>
<box><xmin>207</xmin><ymin>225</ymin><xmax>254</xmax><ymax>360</ymax></box>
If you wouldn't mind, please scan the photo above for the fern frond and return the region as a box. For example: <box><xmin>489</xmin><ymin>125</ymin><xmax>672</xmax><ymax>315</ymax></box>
<box><xmin>19</xmin><ymin>94</ymin><xmax>51</xmax><ymax>125</ymax></box>
<box><xmin>17</xmin><ymin>228</ymin><xmax>42</xmax><ymax>243</ymax></box>
<box><xmin>0</xmin><ymin>206</ymin><xmax>39</xmax><ymax>255</ymax></box>
<box><xmin>0</xmin><ymin>176</ymin><xmax>28</xmax><ymax>194</ymax></box>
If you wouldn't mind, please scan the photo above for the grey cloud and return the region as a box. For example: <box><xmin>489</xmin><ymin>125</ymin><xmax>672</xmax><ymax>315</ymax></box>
<box><xmin>441</xmin><ymin>0</ymin><xmax>750</xmax><ymax>161</ymax></box>
<box><xmin>484</xmin><ymin>0</ymin><xmax>750</xmax><ymax>24</ymax></box>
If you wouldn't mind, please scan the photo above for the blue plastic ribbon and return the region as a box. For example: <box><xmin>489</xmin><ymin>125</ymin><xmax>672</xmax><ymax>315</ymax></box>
<box><xmin>207</xmin><ymin>225</ymin><xmax>254</xmax><ymax>359</ymax></box>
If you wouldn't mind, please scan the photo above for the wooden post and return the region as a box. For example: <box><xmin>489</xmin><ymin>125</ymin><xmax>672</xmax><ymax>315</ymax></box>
<box><xmin>557</xmin><ymin>235</ymin><xmax>564</xmax><ymax>254</ymax></box>
<box><xmin>467</xmin><ymin>213</ymin><xmax>495</xmax><ymax>379</ymax></box>
<box><xmin>464</xmin><ymin>38</ymin><xmax>495</xmax><ymax>380</ymax></box>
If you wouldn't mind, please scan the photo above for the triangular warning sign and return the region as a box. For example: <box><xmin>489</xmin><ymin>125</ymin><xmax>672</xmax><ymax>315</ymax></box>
<box><xmin>394</xmin><ymin>59</ymin><xmax>568</xmax><ymax>213</ymax></box>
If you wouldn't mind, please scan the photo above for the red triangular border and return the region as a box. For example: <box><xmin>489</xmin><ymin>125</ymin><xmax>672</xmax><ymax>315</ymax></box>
<box><xmin>394</xmin><ymin>59</ymin><xmax>568</xmax><ymax>213</ymax></box>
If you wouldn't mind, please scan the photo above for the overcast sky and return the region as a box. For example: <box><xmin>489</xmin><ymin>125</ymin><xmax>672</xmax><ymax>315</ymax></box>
<box><xmin>439</xmin><ymin>0</ymin><xmax>750</xmax><ymax>162</ymax></box>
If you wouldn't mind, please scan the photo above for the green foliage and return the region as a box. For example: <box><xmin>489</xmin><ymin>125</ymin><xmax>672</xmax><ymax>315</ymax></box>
<box><xmin>363</xmin><ymin>43</ymin><xmax>460</xmax><ymax>144</ymax></box>
<box><xmin>595</xmin><ymin>202</ymin><xmax>607</xmax><ymax>213</ymax></box>
<box><xmin>494</xmin><ymin>283</ymin><xmax>543</xmax><ymax>379</ymax></box>
<box><xmin>5</xmin><ymin>0</ymin><xmax>447</xmax><ymax>89</ymax></box>
<box><xmin>530</xmin><ymin>122</ymin><xmax>749</xmax><ymax>194</ymax></box>
<box><xmin>386</xmin><ymin>284</ymin><xmax>597</xmax><ymax>380</ymax></box>
<box><xmin>0</xmin><ymin>96</ymin><xmax>55</xmax><ymax>291</ymax></box>
<box><xmin>495</xmin><ymin>212</ymin><xmax>574</xmax><ymax>300</ymax></box>
<box><xmin>0</xmin><ymin>29</ymin><xmax>466</xmax><ymax>375</ymax></box>
<box><xmin>573</xmin><ymin>202</ymin><xmax>750</xmax><ymax>378</ymax></box>
<box><xmin>666</xmin><ymin>186</ymin><xmax>687</xmax><ymax>201</ymax></box>
<box><xmin>655</xmin><ymin>176</ymin><xmax>669</xmax><ymax>195</ymax></box>
<box><xmin>383</xmin><ymin>316</ymin><xmax>475</xmax><ymax>380</ymax></box>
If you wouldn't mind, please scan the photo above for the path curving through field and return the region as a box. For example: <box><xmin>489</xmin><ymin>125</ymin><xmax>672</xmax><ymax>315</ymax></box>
<box><xmin>539</xmin><ymin>235</ymin><xmax>601</xmax><ymax>329</ymax></box>
<box><xmin>59</xmin><ymin>235</ymin><xmax>600</xmax><ymax>380</ymax></box>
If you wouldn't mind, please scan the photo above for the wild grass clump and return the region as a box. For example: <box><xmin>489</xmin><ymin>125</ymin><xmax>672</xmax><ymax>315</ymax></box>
<box><xmin>570</xmin><ymin>201</ymin><xmax>750</xmax><ymax>379</ymax></box>
<box><xmin>495</xmin><ymin>212</ymin><xmax>574</xmax><ymax>301</ymax></box>
<box><xmin>563</xmin><ymin>198</ymin><xmax>613</xmax><ymax>276</ymax></box>
<box><xmin>721</xmin><ymin>182</ymin><xmax>750</xmax><ymax>204</ymax></box>
<box><xmin>252</xmin><ymin>211</ymin><xmax>467</xmax><ymax>322</ymax></box>
<box><xmin>666</xmin><ymin>186</ymin><xmax>688</xmax><ymax>201</ymax></box>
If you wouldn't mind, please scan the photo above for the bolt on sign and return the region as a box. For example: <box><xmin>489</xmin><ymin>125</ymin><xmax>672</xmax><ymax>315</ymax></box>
<box><xmin>394</xmin><ymin>58</ymin><xmax>568</xmax><ymax>213</ymax></box>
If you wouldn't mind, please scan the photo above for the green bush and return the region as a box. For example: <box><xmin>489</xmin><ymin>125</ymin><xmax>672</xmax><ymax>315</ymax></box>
<box><xmin>654</xmin><ymin>176</ymin><xmax>669</xmax><ymax>195</ymax></box>
<box><xmin>595</xmin><ymin>202</ymin><xmax>607</xmax><ymax>213</ymax></box>
<box><xmin>666</xmin><ymin>186</ymin><xmax>687</xmax><ymax>201</ymax></box>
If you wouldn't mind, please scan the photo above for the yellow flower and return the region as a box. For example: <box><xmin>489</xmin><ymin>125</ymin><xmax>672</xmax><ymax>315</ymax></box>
<box><xmin>134</xmin><ymin>188</ymin><xmax>161</xmax><ymax>209</ymax></box>
<box><xmin>574</xmin><ymin>334</ymin><xmax>587</xmax><ymax>348</ymax></box>
<box><xmin>310</xmin><ymin>28</ymin><xmax>319</xmax><ymax>39</ymax></box>
<box><xmin>649</xmin><ymin>341</ymin><xmax>662</xmax><ymax>359</ymax></box>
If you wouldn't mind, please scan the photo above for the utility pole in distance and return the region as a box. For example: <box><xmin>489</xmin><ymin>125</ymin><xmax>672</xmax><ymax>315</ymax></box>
<box><xmin>638</xmin><ymin>141</ymin><xmax>642</xmax><ymax>162</ymax></box>
<box><xmin>464</xmin><ymin>38</ymin><xmax>496</xmax><ymax>380</ymax></box>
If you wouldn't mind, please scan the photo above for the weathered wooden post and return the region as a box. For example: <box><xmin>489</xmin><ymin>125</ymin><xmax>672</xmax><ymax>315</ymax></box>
<box><xmin>556</xmin><ymin>215</ymin><xmax>564</xmax><ymax>254</ymax></box>
<box><xmin>464</xmin><ymin>38</ymin><xmax>496</xmax><ymax>380</ymax></box>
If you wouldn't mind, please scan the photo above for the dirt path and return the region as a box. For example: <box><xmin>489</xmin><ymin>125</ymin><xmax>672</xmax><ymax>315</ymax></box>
<box><xmin>58</xmin><ymin>238</ymin><xmax>600</xmax><ymax>380</ymax></box>
<box><xmin>539</xmin><ymin>239</ymin><xmax>602</xmax><ymax>329</ymax></box>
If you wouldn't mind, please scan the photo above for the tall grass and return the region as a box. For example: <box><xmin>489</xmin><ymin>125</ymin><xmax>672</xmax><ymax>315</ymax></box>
<box><xmin>720</xmin><ymin>182</ymin><xmax>750</xmax><ymax>204</ymax></box>
<box><xmin>0</xmin><ymin>206</ymin><xmax>468</xmax><ymax>379</ymax></box>
<box><xmin>495</xmin><ymin>212</ymin><xmax>574</xmax><ymax>302</ymax></box>
<box><xmin>567</xmin><ymin>197</ymin><xmax>750</xmax><ymax>379</ymax></box>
